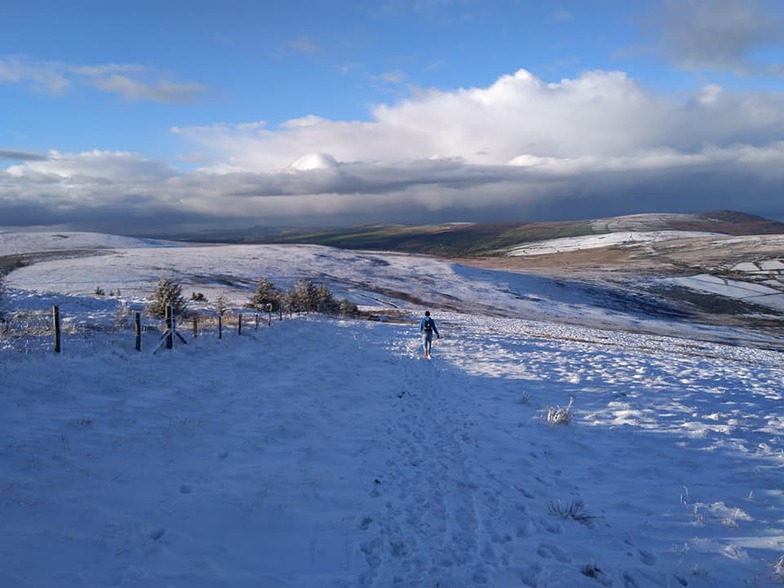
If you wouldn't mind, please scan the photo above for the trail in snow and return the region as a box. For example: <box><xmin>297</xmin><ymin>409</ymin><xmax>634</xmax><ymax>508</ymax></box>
<box><xmin>1</xmin><ymin>313</ymin><xmax>783</xmax><ymax>586</ymax></box>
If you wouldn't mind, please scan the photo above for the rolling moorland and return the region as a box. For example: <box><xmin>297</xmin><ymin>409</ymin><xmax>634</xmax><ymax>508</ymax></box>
<box><xmin>2</xmin><ymin>211</ymin><xmax>784</xmax><ymax>343</ymax></box>
<box><xmin>2</xmin><ymin>211</ymin><xmax>784</xmax><ymax>586</ymax></box>
<box><xmin>170</xmin><ymin>210</ymin><xmax>784</xmax><ymax>340</ymax></box>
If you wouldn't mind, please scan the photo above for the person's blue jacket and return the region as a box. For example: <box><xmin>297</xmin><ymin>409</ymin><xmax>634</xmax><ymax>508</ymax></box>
<box><xmin>420</xmin><ymin>315</ymin><xmax>439</xmax><ymax>336</ymax></box>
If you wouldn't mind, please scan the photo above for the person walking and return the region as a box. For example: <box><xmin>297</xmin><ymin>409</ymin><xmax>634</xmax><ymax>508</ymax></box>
<box><xmin>419</xmin><ymin>310</ymin><xmax>440</xmax><ymax>359</ymax></box>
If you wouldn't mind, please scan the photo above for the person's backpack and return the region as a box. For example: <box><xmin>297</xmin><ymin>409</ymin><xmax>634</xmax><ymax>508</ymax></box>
<box><xmin>423</xmin><ymin>317</ymin><xmax>433</xmax><ymax>333</ymax></box>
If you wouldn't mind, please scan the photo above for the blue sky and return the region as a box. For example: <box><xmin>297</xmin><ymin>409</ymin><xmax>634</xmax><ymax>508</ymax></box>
<box><xmin>2</xmin><ymin>0</ymin><xmax>784</xmax><ymax>235</ymax></box>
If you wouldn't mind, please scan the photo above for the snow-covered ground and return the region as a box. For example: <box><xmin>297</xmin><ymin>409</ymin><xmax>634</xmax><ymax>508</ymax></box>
<box><xmin>2</xmin><ymin>232</ymin><xmax>784</xmax><ymax>587</ymax></box>
<box><xmin>504</xmin><ymin>231</ymin><xmax>720</xmax><ymax>257</ymax></box>
<box><xmin>0</xmin><ymin>231</ymin><xmax>183</xmax><ymax>254</ymax></box>
<box><xmin>662</xmin><ymin>275</ymin><xmax>784</xmax><ymax>312</ymax></box>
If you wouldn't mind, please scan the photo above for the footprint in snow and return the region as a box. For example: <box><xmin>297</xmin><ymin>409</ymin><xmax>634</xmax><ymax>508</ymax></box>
<box><xmin>148</xmin><ymin>527</ymin><xmax>166</xmax><ymax>541</ymax></box>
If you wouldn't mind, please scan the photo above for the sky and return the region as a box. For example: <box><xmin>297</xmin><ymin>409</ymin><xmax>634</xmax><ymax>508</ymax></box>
<box><xmin>2</xmin><ymin>0</ymin><xmax>784</xmax><ymax>236</ymax></box>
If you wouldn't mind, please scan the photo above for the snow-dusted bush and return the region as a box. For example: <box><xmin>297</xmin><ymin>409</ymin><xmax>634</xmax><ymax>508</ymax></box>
<box><xmin>547</xmin><ymin>397</ymin><xmax>574</xmax><ymax>425</ymax></box>
<box><xmin>548</xmin><ymin>499</ymin><xmax>596</xmax><ymax>527</ymax></box>
<box><xmin>338</xmin><ymin>298</ymin><xmax>359</xmax><ymax>317</ymax></box>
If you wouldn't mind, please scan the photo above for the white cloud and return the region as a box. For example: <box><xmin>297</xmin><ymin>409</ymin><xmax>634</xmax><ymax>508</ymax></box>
<box><xmin>3</xmin><ymin>68</ymin><xmax>784</xmax><ymax>234</ymax></box>
<box><xmin>0</xmin><ymin>57</ymin><xmax>70</xmax><ymax>95</ymax></box>
<box><xmin>179</xmin><ymin>69</ymin><xmax>784</xmax><ymax>171</ymax></box>
<box><xmin>0</xmin><ymin>56</ymin><xmax>207</xmax><ymax>103</ymax></box>
<box><xmin>86</xmin><ymin>75</ymin><xmax>207</xmax><ymax>104</ymax></box>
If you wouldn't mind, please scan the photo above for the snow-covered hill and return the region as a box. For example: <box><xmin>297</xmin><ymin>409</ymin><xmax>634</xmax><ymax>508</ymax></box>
<box><xmin>1</xmin><ymin>231</ymin><xmax>784</xmax><ymax>587</ymax></box>
<box><xmin>3</xmin><ymin>230</ymin><xmax>781</xmax><ymax>346</ymax></box>
<box><xmin>0</xmin><ymin>230</ymin><xmax>183</xmax><ymax>254</ymax></box>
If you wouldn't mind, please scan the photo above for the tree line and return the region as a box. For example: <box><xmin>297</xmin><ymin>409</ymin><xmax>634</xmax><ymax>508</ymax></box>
<box><xmin>148</xmin><ymin>276</ymin><xmax>359</xmax><ymax>319</ymax></box>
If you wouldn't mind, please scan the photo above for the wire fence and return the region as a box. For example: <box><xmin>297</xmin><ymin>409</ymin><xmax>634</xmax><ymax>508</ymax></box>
<box><xmin>0</xmin><ymin>304</ymin><xmax>282</xmax><ymax>355</ymax></box>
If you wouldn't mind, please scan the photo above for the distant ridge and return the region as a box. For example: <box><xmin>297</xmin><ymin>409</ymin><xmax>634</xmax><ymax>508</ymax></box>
<box><xmin>176</xmin><ymin>211</ymin><xmax>784</xmax><ymax>258</ymax></box>
<box><xmin>673</xmin><ymin>210</ymin><xmax>784</xmax><ymax>235</ymax></box>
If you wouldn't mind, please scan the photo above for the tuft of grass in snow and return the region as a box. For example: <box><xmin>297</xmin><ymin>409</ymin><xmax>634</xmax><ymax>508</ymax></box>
<box><xmin>773</xmin><ymin>555</ymin><xmax>784</xmax><ymax>581</ymax></box>
<box><xmin>580</xmin><ymin>562</ymin><xmax>605</xmax><ymax>580</ymax></box>
<box><xmin>548</xmin><ymin>499</ymin><xmax>596</xmax><ymax>527</ymax></box>
<box><xmin>547</xmin><ymin>397</ymin><xmax>574</xmax><ymax>425</ymax></box>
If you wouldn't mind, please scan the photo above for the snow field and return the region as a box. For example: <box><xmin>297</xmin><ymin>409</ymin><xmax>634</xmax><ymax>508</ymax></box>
<box><xmin>2</xmin><ymin>313</ymin><xmax>783</xmax><ymax>586</ymax></box>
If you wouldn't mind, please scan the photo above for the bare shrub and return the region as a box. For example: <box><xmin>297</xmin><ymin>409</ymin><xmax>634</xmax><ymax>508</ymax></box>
<box><xmin>114</xmin><ymin>301</ymin><xmax>133</xmax><ymax>329</ymax></box>
<box><xmin>774</xmin><ymin>555</ymin><xmax>784</xmax><ymax>580</ymax></box>
<box><xmin>548</xmin><ymin>499</ymin><xmax>596</xmax><ymax>527</ymax></box>
<box><xmin>547</xmin><ymin>397</ymin><xmax>574</xmax><ymax>425</ymax></box>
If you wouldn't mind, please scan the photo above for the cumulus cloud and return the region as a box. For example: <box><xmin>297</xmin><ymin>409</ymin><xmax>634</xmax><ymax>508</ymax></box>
<box><xmin>651</xmin><ymin>0</ymin><xmax>784</xmax><ymax>75</ymax></box>
<box><xmin>3</xmin><ymin>68</ymin><xmax>784</xmax><ymax>234</ymax></box>
<box><xmin>0</xmin><ymin>56</ymin><xmax>207</xmax><ymax>103</ymax></box>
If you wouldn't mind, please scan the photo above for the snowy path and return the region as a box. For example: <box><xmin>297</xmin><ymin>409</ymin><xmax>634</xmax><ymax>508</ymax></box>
<box><xmin>1</xmin><ymin>314</ymin><xmax>783</xmax><ymax>586</ymax></box>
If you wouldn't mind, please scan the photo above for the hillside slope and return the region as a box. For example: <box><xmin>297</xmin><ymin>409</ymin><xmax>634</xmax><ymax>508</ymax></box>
<box><xmin>179</xmin><ymin>211</ymin><xmax>784</xmax><ymax>258</ymax></box>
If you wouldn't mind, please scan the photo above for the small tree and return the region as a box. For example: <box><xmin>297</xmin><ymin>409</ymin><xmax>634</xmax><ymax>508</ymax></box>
<box><xmin>314</xmin><ymin>283</ymin><xmax>337</xmax><ymax>313</ymax></box>
<box><xmin>291</xmin><ymin>278</ymin><xmax>319</xmax><ymax>313</ymax></box>
<box><xmin>247</xmin><ymin>278</ymin><xmax>283</xmax><ymax>312</ymax></box>
<box><xmin>148</xmin><ymin>276</ymin><xmax>188</xmax><ymax>318</ymax></box>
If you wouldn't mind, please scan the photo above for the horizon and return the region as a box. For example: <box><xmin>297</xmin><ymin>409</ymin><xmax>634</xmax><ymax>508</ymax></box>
<box><xmin>2</xmin><ymin>0</ymin><xmax>784</xmax><ymax>234</ymax></box>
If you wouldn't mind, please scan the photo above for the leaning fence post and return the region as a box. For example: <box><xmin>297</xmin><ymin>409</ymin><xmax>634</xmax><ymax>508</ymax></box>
<box><xmin>135</xmin><ymin>312</ymin><xmax>141</xmax><ymax>351</ymax></box>
<box><xmin>52</xmin><ymin>305</ymin><xmax>61</xmax><ymax>353</ymax></box>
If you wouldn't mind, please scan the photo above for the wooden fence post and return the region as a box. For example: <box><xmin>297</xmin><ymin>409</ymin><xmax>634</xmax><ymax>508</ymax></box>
<box><xmin>218</xmin><ymin>315</ymin><xmax>222</xmax><ymax>339</ymax></box>
<box><xmin>238</xmin><ymin>313</ymin><xmax>243</xmax><ymax>336</ymax></box>
<box><xmin>52</xmin><ymin>305</ymin><xmax>61</xmax><ymax>353</ymax></box>
<box><xmin>192</xmin><ymin>315</ymin><xmax>198</xmax><ymax>338</ymax></box>
<box><xmin>135</xmin><ymin>312</ymin><xmax>141</xmax><ymax>351</ymax></box>
<box><xmin>165</xmin><ymin>305</ymin><xmax>173</xmax><ymax>349</ymax></box>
